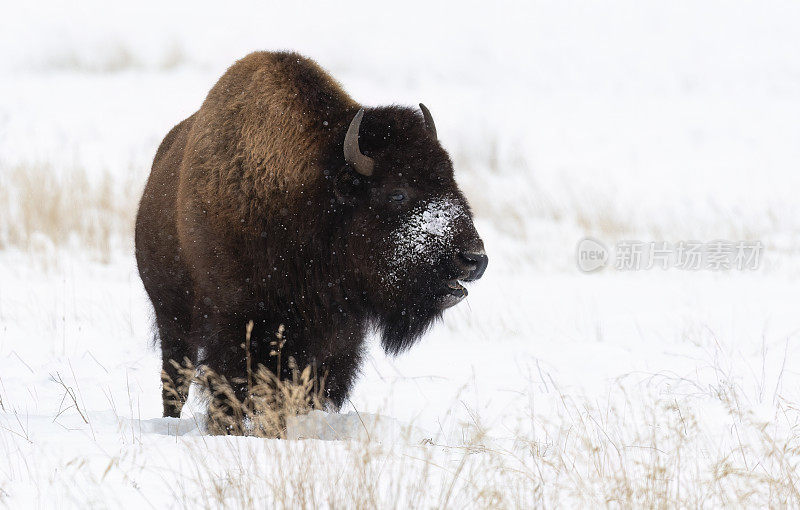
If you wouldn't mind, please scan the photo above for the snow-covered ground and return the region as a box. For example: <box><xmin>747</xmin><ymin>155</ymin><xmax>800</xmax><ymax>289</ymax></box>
<box><xmin>3</xmin><ymin>1</ymin><xmax>800</xmax><ymax>507</ymax></box>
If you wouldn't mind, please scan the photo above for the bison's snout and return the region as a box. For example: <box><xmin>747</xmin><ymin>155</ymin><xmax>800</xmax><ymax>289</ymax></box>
<box><xmin>458</xmin><ymin>250</ymin><xmax>488</xmax><ymax>282</ymax></box>
<box><xmin>437</xmin><ymin>247</ymin><xmax>487</xmax><ymax>310</ymax></box>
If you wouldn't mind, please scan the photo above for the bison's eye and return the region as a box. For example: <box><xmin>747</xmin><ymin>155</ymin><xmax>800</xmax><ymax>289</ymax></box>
<box><xmin>389</xmin><ymin>190</ymin><xmax>407</xmax><ymax>202</ymax></box>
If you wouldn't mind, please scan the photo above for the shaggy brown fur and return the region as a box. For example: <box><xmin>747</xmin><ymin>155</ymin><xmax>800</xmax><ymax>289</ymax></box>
<box><xmin>135</xmin><ymin>51</ymin><xmax>487</xmax><ymax>426</ymax></box>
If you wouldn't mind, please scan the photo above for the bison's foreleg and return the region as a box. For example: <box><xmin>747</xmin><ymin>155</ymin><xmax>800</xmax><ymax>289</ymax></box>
<box><xmin>198</xmin><ymin>339</ymin><xmax>250</xmax><ymax>434</ymax></box>
<box><xmin>318</xmin><ymin>349</ymin><xmax>364</xmax><ymax>410</ymax></box>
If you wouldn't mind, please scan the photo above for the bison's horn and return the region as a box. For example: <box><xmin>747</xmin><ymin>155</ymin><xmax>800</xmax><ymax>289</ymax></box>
<box><xmin>344</xmin><ymin>108</ymin><xmax>374</xmax><ymax>177</ymax></box>
<box><xmin>419</xmin><ymin>103</ymin><xmax>437</xmax><ymax>139</ymax></box>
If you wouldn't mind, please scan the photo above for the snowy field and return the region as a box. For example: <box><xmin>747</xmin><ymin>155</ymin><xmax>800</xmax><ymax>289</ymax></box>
<box><xmin>3</xmin><ymin>1</ymin><xmax>800</xmax><ymax>507</ymax></box>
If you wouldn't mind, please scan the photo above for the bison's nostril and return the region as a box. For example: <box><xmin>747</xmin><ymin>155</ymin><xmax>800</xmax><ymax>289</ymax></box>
<box><xmin>459</xmin><ymin>251</ymin><xmax>488</xmax><ymax>281</ymax></box>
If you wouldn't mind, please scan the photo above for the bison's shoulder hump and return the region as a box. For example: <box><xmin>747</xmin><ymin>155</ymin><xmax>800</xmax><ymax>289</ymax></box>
<box><xmin>207</xmin><ymin>51</ymin><xmax>356</xmax><ymax>123</ymax></box>
<box><xmin>183</xmin><ymin>52</ymin><xmax>355</xmax><ymax>218</ymax></box>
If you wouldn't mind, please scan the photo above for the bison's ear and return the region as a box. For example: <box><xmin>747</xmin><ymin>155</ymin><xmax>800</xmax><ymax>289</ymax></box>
<box><xmin>333</xmin><ymin>166</ymin><xmax>365</xmax><ymax>206</ymax></box>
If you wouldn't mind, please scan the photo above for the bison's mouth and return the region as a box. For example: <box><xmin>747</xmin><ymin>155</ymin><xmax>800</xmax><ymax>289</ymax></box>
<box><xmin>437</xmin><ymin>278</ymin><xmax>468</xmax><ymax>309</ymax></box>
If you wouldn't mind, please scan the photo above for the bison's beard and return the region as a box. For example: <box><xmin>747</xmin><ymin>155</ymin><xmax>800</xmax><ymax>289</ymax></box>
<box><xmin>371</xmin><ymin>255</ymin><xmax>468</xmax><ymax>355</ymax></box>
<box><xmin>377</xmin><ymin>297</ymin><xmax>444</xmax><ymax>355</ymax></box>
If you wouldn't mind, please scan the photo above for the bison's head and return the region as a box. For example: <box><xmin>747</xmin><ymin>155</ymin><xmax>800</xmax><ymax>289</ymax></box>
<box><xmin>332</xmin><ymin>105</ymin><xmax>487</xmax><ymax>354</ymax></box>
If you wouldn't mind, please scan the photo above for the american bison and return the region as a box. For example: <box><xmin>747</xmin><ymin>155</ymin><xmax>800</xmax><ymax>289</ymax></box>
<box><xmin>135</xmin><ymin>51</ymin><xmax>487</xmax><ymax>423</ymax></box>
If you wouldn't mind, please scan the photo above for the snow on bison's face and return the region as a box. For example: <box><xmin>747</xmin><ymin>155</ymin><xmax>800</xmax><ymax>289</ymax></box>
<box><xmin>336</xmin><ymin>105</ymin><xmax>487</xmax><ymax>353</ymax></box>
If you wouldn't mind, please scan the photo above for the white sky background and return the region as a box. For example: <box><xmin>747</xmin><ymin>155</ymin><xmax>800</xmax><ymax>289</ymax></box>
<box><xmin>2</xmin><ymin>0</ymin><xmax>800</xmax><ymax>229</ymax></box>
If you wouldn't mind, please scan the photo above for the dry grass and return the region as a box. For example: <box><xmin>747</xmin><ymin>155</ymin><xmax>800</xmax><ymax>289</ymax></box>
<box><xmin>3</xmin><ymin>347</ymin><xmax>800</xmax><ymax>508</ymax></box>
<box><xmin>0</xmin><ymin>163</ymin><xmax>139</xmax><ymax>261</ymax></box>
<box><xmin>162</xmin><ymin>322</ymin><xmax>326</xmax><ymax>438</ymax></box>
<box><xmin>152</xmin><ymin>331</ymin><xmax>800</xmax><ymax>508</ymax></box>
<box><xmin>0</xmin><ymin>151</ymin><xmax>784</xmax><ymax>273</ymax></box>
<box><xmin>148</xmin><ymin>374</ymin><xmax>800</xmax><ymax>508</ymax></box>
<box><xmin>35</xmin><ymin>40</ymin><xmax>188</xmax><ymax>73</ymax></box>
<box><xmin>167</xmin><ymin>361</ymin><xmax>326</xmax><ymax>438</ymax></box>
<box><xmin>452</xmin><ymin>137</ymin><xmax>792</xmax><ymax>271</ymax></box>
<box><xmin>2</xmin><ymin>145</ymin><xmax>800</xmax><ymax>507</ymax></box>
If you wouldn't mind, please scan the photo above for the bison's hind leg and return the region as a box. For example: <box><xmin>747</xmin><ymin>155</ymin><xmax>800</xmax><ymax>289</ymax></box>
<box><xmin>151</xmin><ymin>293</ymin><xmax>195</xmax><ymax>418</ymax></box>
